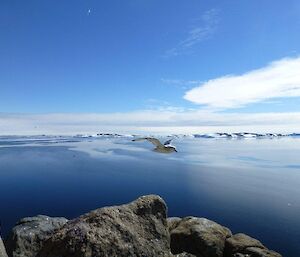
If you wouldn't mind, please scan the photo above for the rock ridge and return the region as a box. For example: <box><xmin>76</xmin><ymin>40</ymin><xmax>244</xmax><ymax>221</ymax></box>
<box><xmin>2</xmin><ymin>195</ymin><xmax>282</xmax><ymax>257</ymax></box>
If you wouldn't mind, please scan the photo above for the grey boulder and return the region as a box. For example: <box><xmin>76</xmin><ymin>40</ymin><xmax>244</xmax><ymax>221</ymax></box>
<box><xmin>167</xmin><ymin>217</ymin><xmax>182</xmax><ymax>231</ymax></box>
<box><xmin>168</xmin><ymin>216</ymin><xmax>232</xmax><ymax>257</ymax></box>
<box><xmin>173</xmin><ymin>253</ymin><xmax>196</xmax><ymax>257</ymax></box>
<box><xmin>224</xmin><ymin>233</ymin><xmax>282</xmax><ymax>257</ymax></box>
<box><xmin>37</xmin><ymin>195</ymin><xmax>171</xmax><ymax>257</ymax></box>
<box><xmin>0</xmin><ymin>237</ymin><xmax>8</xmax><ymax>257</ymax></box>
<box><xmin>243</xmin><ymin>247</ymin><xmax>282</xmax><ymax>257</ymax></box>
<box><xmin>5</xmin><ymin>215</ymin><xmax>68</xmax><ymax>257</ymax></box>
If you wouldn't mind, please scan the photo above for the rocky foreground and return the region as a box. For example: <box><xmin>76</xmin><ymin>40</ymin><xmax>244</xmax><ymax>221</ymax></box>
<box><xmin>1</xmin><ymin>195</ymin><xmax>281</xmax><ymax>257</ymax></box>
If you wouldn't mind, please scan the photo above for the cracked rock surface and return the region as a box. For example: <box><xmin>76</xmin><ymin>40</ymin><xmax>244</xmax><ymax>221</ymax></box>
<box><xmin>5</xmin><ymin>215</ymin><xmax>68</xmax><ymax>257</ymax></box>
<box><xmin>4</xmin><ymin>195</ymin><xmax>283</xmax><ymax>257</ymax></box>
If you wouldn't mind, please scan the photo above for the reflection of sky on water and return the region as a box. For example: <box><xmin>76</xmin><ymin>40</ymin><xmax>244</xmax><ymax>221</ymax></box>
<box><xmin>0</xmin><ymin>136</ymin><xmax>299</xmax><ymax>257</ymax></box>
<box><xmin>1</xmin><ymin>136</ymin><xmax>300</xmax><ymax>169</ymax></box>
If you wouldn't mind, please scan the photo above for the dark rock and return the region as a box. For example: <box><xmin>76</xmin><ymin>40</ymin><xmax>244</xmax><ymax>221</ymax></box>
<box><xmin>243</xmin><ymin>247</ymin><xmax>282</xmax><ymax>257</ymax></box>
<box><xmin>169</xmin><ymin>216</ymin><xmax>232</xmax><ymax>257</ymax></box>
<box><xmin>224</xmin><ymin>233</ymin><xmax>282</xmax><ymax>257</ymax></box>
<box><xmin>225</xmin><ymin>233</ymin><xmax>264</xmax><ymax>255</ymax></box>
<box><xmin>167</xmin><ymin>217</ymin><xmax>182</xmax><ymax>231</ymax></box>
<box><xmin>173</xmin><ymin>253</ymin><xmax>196</xmax><ymax>257</ymax></box>
<box><xmin>0</xmin><ymin>237</ymin><xmax>8</xmax><ymax>257</ymax></box>
<box><xmin>37</xmin><ymin>195</ymin><xmax>171</xmax><ymax>257</ymax></box>
<box><xmin>2</xmin><ymin>196</ymin><xmax>283</xmax><ymax>257</ymax></box>
<box><xmin>232</xmin><ymin>254</ymin><xmax>246</xmax><ymax>257</ymax></box>
<box><xmin>5</xmin><ymin>215</ymin><xmax>68</xmax><ymax>257</ymax></box>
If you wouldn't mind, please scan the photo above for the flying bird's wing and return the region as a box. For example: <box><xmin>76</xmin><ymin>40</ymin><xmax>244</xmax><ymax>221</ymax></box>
<box><xmin>164</xmin><ymin>139</ymin><xmax>172</xmax><ymax>145</ymax></box>
<box><xmin>132</xmin><ymin>137</ymin><xmax>164</xmax><ymax>147</ymax></box>
<box><xmin>132</xmin><ymin>138</ymin><xmax>147</xmax><ymax>143</ymax></box>
<box><xmin>146</xmin><ymin>137</ymin><xmax>164</xmax><ymax>147</ymax></box>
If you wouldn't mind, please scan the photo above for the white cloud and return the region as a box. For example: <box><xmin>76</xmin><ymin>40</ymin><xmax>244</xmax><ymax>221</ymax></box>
<box><xmin>1</xmin><ymin>111</ymin><xmax>300</xmax><ymax>135</ymax></box>
<box><xmin>165</xmin><ymin>8</ymin><xmax>219</xmax><ymax>57</ymax></box>
<box><xmin>184</xmin><ymin>56</ymin><xmax>300</xmax><ymax>109</ymax></box>
<box><xmin>2</xmin><ymin>56</ymin><xmax>300</xmax><ymax>135</ymax></box>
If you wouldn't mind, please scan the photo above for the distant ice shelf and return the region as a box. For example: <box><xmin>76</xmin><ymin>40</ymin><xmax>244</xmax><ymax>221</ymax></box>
<box><xmin>74</xmin><ymin>132</ymin><xmax>300</xmax><ymax>139</ymax></box>
<box><xmin>192</xmin><ymin>132</ymin><xmax>300</xmax><ymax>139</ymax></box>
<box><xmin>0</xmin><ymin>132</ymin><xmax>300</xmax><ymax>140</ymax></box>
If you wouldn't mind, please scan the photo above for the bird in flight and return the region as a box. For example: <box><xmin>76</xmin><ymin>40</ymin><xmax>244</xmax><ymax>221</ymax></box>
<box><xmin>132</xmin><ymin>137</ymin><xmax>177</xmax><ymax>153</ymax></box>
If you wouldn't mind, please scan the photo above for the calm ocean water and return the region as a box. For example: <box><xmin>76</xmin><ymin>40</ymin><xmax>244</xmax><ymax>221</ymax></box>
<box><xmin>0</xmin><ymin>136</ymin><xmax>299</xmax><ymax>256</ymax></box>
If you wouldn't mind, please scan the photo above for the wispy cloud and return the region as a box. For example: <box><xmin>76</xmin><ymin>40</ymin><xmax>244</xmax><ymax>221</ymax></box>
<box><xmin>1</xmin><ymin>111</ymin><xmax>300</xmax><ymax>135</ymax></box>
<box><xmin>165</xmin><ymin>8</ymin><xmax>220</xmax><ymax>57</ymax></box>
<box><xmin>184</xmin><ymin>56</ymin><xmax>300</xmax><ymax>109</ymax></box>
<box><xmin>144</xmin><ymin>98</ymin><xmax>181</xmax><ymax>111</ymax></box>
<box><xmin>161</xmin><ymin>79</ymin><xmax>202</xmax><ymax>89</ymax></box>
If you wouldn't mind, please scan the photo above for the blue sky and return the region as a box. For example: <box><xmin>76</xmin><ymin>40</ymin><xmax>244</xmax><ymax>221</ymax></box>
<box><xmin>1</xmin><ymin>0</ymin><xmax>300</xmax><ymax>134</ymax></box>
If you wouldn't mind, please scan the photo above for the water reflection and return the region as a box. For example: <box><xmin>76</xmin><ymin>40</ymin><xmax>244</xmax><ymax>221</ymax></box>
<box><xmin>0</xmin><ymin>136</ymin><xmax>299</xmax><ymax>257</ymax></box>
